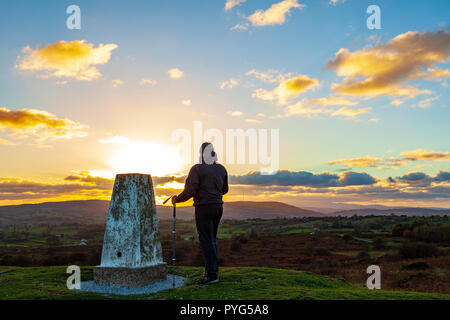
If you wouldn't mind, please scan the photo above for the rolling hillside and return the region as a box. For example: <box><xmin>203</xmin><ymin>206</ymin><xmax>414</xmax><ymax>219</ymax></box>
<box><xmin>332</xmin><ymin>207</ymin><xmax>450</xmax><ymax>217</ymax></box>
<box><xmin>0</xmin><ymin>200</ymin><xmax>321</xmax><ymax>226</ymax></box>
<box><xmin>1</xmin><ymin>266</ymin><xmax>448</xmax><ymax>300</ymax></box>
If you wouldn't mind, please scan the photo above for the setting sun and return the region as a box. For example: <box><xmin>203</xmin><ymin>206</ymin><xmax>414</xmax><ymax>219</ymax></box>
<box><xmin>109</xmin><ymin>142</ymin><xmax>183</xmax><ymax>176</ymax></box>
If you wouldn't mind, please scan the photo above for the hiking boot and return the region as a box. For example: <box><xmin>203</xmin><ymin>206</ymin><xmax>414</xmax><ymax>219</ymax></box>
<box><xmin>198</xmin><ymin>275</ymin><xmax>219</xmax><ymax>285</ymax></box>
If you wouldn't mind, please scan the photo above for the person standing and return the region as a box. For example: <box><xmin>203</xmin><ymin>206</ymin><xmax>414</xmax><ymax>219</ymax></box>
<box><xmin>172</xmin><ymin>142</ymin><xmax>228</xmax><ymax>285</ymax></box>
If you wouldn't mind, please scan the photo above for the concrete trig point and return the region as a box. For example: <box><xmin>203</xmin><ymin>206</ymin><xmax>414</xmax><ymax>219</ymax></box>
<box><xmin>94</xmin><ymin>173</ymin><xmax>167</xmax><ymax>287</ymax></box>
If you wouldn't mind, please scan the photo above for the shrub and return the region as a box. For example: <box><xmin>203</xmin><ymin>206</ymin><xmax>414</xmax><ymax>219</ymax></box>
<box><xmin>87</xmin><ymin>251</ymin><xmax>101</xmax><ymax>265</ymax></box>
<box><xmin>261</xmin><ymin>239</ymin><xmax>269</xmax><ymax>248</ymax></box>
<box><xmin>357</xmin><ymin>251</ymin><xmax>371</xmax><ymax>261</ymax></box>
<box><xmin>342</xmin><ymin>234</ymin><xmax>353</xmax><ymax>242</ymax></box>
<box><xmin>398</xmin><ymin>242</ymin><xmax>439</xmax><ymax>259</ymax></box>
<box><xmin>314</xmin><ymin>248</ymin><xmax>332</xmax><ymax>256</ymax></box>
<box><xmin>249</xmin><ymin>229</ymin><xmax>259</xmax><ymax>239</ymax></box>
<box><xmin>402</xmin><ymin>261</ymin><xmax>429</xmax><ymax>270</ymax></box>
<box><xmin>403</xmin><ymin>229</ymin><xmax>412</xmax><ymax>238</ymax></box>
<box><xmin>12</xmin><ymin>255</ymin><xmax>33</xmax><ymax>267</ymax></box>
<box><xmin>68</xmin><ymin>253</ymin><xmax>87</xmax><ymax>265</ymax></box>
<box><xmin>373</xmin><ymin>237</ymin><xmax>387</xmax><ymax>249</ymax></box>
<box><xmin>304</xmin><ymin>245</ymin><xmax>315</xmax><ymax>257</ymax></box>
<box><xmin>392</xmin><ymin>223</ymin><xmax>410</xmax><ymax>237</ymax></box>
<box><xmin>230</xmin><ymin>241</ymin><xmax>242</xmax><ymax>252</ymax></box>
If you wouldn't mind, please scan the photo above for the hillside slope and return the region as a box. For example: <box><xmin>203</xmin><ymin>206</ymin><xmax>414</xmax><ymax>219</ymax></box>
<box><xmin>0</xmin><ymin>266</ymin><xmax>448</xmax><ymax>300</ymax></box>
<box><xmin>0</xmin><ymin>200</ymin><xmax>321</xmax><ymax>226</ymax></box>
<box><xmin>332</xmin><ymin>207</ymin><xmax>450</xmax><ymax>217</ymax></box>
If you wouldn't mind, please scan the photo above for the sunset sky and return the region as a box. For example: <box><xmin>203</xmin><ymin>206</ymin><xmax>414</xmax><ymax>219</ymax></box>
<box><xmin>0</xmin><ymin>0</ymin><xmax>449</xmax><ymax>209</ymax></box>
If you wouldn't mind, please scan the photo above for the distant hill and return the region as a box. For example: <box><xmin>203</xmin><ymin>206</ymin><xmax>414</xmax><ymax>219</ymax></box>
<box><xmin>0</xmin><ymin>200</ymin><xmax>109</xmax><ymax>226</ymax></box>
<box><xmin>331</xmin><ymin>207</ymin><xmax>450</xmax><ymax>217</ymax></box>
<box><xmin>0</xmin><ymin>200</ymin><xmax>322</xmax><ymax>226</ymax></box>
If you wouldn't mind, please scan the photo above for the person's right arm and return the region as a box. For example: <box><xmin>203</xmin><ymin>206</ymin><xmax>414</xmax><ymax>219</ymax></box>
<box><xmin>175</xmin><ymin>166</ymin><xmax>200</xmax><ymax>203</ymax></box>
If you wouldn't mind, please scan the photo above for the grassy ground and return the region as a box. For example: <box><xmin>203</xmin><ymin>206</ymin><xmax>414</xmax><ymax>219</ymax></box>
<box><xmin>1</xmin><ymin>266</ymin><xmax>449</xmax><ymax>300</ymax></box>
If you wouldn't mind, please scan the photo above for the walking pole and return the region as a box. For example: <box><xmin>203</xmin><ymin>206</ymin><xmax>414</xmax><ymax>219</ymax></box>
<box><xmin>163</xmin><ymin>196</ymin><xmax>176</xmax><ymax>289</ymax></box>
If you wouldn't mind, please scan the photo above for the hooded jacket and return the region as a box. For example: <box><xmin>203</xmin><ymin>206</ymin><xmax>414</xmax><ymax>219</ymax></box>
<box><xmin>176</xmin><ymin>144</ymin><xmax>228</xmax><ymax>206</ymax></box>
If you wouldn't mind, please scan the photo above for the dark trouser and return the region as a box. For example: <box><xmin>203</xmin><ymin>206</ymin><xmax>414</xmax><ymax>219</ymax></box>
<box><xmin>195</xmin><ymin>204</ymin><xmax>223</xmax><ymax>278</ymax></box>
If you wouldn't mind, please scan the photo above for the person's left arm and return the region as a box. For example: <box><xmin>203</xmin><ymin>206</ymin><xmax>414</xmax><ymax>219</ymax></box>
<box><xmin>222</xmin><ymin>167</ymin><xmax>229</xmax><ymax>195</ymax></box>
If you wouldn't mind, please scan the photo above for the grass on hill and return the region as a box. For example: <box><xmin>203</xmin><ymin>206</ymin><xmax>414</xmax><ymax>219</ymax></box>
<box><xmin>0</xmin><ymin>266</ymin><xmax>449</xmax><ymax>300</ymax></box>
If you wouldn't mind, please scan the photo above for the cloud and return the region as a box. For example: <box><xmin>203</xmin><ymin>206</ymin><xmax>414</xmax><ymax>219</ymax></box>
<box><xmin>307</xmin><ymin>96</ymin><xmax>359</xmax><ymax>107</ymax></box>
<box><xmin>0</xmin><ymin>172</ymin><xmax>188</xmax><ymax>204</ymax></box>
<box><xmin>0</xmin><ymin>176</ymin><xmax>111</xmax><ymax>202</ymax></box>
<box><xmin>245</xmin><ymin>118</ymin><xmax>262</xmax><ymax>123</ymax></box>
<box><xmin>252</xmin><ymin>74</ymin><xmax>319</xmax><ymax>105</ymax></box>
<box><xmin>326</xmin><ymin>30</ymin><xmax>450</xmax><ymax>98</ymax></box>
<box><xmin>225</xmin><ymin>0</ymin><xmax>247</xmax><ymax>11</ymax></box>
<box><xmin>140</xmin><ymin>79</ymin><xmax>157</xmax><ymax>86</ymax></box>
<box><xmin>0</xmin><ymin>137</ymin><xmax>15</xmax><ymax>146</ymax></box>
<box><xmin>246</xmin><ymin>69</ymin><xmax>288</xmax><ymax>83</ymax></box>
<box><xmin>98</xmin><ymin>136</ymin><xmax>129</xmax><ymax>144</ymax></box>
<box><xmin>182</xmin><ymin>99</ymin><xmax>192</xmax><ymax>106</ymax></box>
<box><xmin>411</xmin><ymin>95</ymin><xmax>440</xmax><ymax>109</ymax></box>
<box><xmin>4</xmin><ymin>169</ymin><xmax>450</xmax><ymax>206</ymax></box>
<box><xmin>230</xmin><ymin>170</ymin><xmax>341</xmax><ymax>187</ymax></box>
<box><xmin>229</xmin><ymin>170</ymin><xmax>376</xmax><ymax>187</ymax></box>
<box><xmin>168</xmin><ymin>68</ymin><xmax>184</xmax><ymax>79</ymax></box>
<box><xmin>331</xmin><ymin>106</ymin><xmax>371</xmax><ymax>118</ymax></box>
<box><xmin>282</xmin><ymin>96</ymin><xmax>369</xmax><ymax>119</ymax></box>
<box><xmin>0</xmin><ymin>107</ymin><xmax>87</xmax><ymax>145</ymax></box>
<box><xmin>434</xmin><ymin>171</ymin><xmax>450</xmax><ymax>182</ymax></box>
<box><xmin>220</xmin><ymin>78</ymin><xmax>238</xmax><ymax>89</ymax></box>
<box><xmin>329</xmin><ymin>156</ymin><xmax>383</xmax><ymax>168</ymax></box>
<box><xmin>112</xmin><ymin>79</ymin><xmax>123</xmax><ymax>87</ymax></box>
<box><xmin>329</xmin><ymin>0</ymin><xmax>346</xmax><ymax>5</ymax></box>
<box><xmin>339</xmin><ymin>171</ymin><xmax>377</xmax><ymax>186</ymax></box>
<box><xmin>329</xmin><ymin>154</ymin><xmax>409</xmax><ymax>169</ymax></box>
<box><xmin>15</xmin><ymin>40</ymin><xmax>118</xmax><ymax>81</ymax></box>
<box><xmin>398</xmin><ymin>171</ymin><xmax>431</xmax><ymax>181</ymax></box>
<box><xmin>227</xmin><ymin>110</ymin><xmax>243</xmax><ymax>116</ymax></box>
<box><xmin>401</xmin><ymin>149</ymin><xmax>450</xmax><ymax>161</ymax></box>
<box><xmin>427</xmin><ymin>68</ymin><xmax>450</xmax><ymax>80</ymax></box>
<box><xmin>230</xmin><ymin>23</ymin><xmax>249</xmax><ymax>31</ymax></box>
<box><xmin>391</xmin><ymin>99</ymin><xmax>404</xmax><ymax>106</ymax></box>
<box><xmin>247</xmin><ymin>0</ymin><xmax>305</xmax><ymax>26</ymax></box>
<box><xmin>397</xmin><ymin>171</ymin><xmax>435</xmax><ymax>187</ymax></box>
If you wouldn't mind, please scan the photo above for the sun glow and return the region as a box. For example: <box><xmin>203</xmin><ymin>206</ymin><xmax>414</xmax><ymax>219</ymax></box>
<box><xmin>109</xmin><ymin>142</ymin><xmax>183</xmax><ymax>177</ymax></box>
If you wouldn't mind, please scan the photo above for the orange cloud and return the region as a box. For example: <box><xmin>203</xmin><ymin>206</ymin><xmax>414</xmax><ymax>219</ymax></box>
<box><xmin>15</xmin><ymin>40</ymin><xmax>118</xmax><ymax>81</ymax></box>
<box><xmin>253</xmin><ymin>74</ymin><xmax>318</xmax><ymax>105</ymax></box>
<box><xmin>248</xmin><ymin>0</ymin><xmax>304</xmax><ymax>26</ymax></box>
<box><xmin>329</xmin><ymin>154</ymin><xmax>409</xmax><ymax>169</ymax></box>
<box><xmin>0</xmin><ymin>107</ymin><xmax>87</xmax><ymax>145</ymax></box>
<box><xmin>326</xmin><ymin>30</ymin><xmax>450</xmax><ymax>98</ymax></box>
<box><xmin>0</xmin><ymin>137</ymin><xmax>15</xmax><ymax>146</ymax></box>
<box><xmin>401</xmin><ymin>149</ymin><xmax>450</xmax><ymax>161</ymax></box>
<box><xmin>225</xmin><ymin>0</ymin><xmax>247</xmax><ymax>11</ymax></box>
<box><xmin>329</xmin><ymin>156</ymin><xmax>383</xmax><ymax>168</ymax></box>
